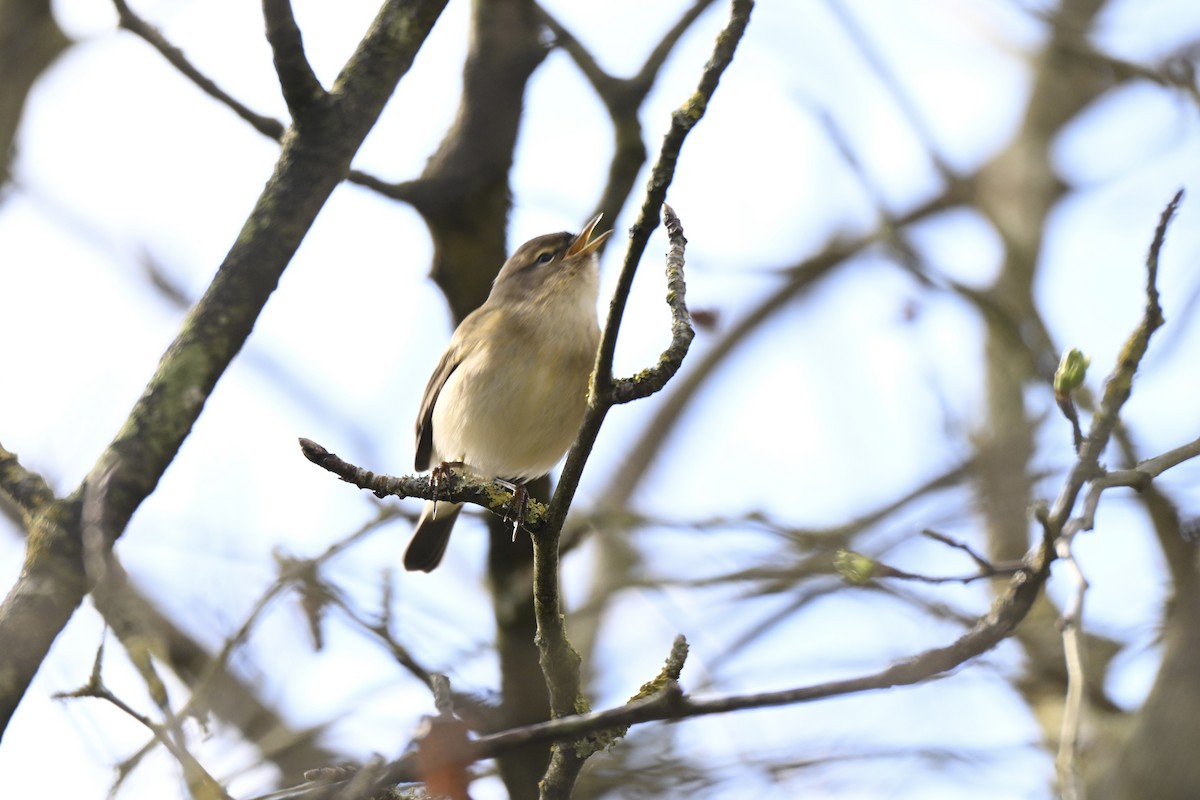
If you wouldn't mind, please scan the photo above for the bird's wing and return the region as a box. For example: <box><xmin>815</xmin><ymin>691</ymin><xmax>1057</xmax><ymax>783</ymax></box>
<box><xmin>414</xmin><ymin>309</ymin><xmax>491</xmax><ymax>471</ymax></box>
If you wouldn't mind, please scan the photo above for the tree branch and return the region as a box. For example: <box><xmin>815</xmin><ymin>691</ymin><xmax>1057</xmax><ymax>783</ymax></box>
<box><xmin>608</xmin><ymin>205</ymin><xmax>694</xmax><ymax>404</ymax></box>
<box><xmin>298</xmin><ymin>438</ymin><xmax>552</xmax><ymax>529</ymax></box>
<box><xmin>0</xmin><ymin>443</ymin><xmax>54</xmax><ymax>521</ymax></box>
<box><xmin>0</xmin><ymin>0</ymin><xmax>449</xmax><ymax>742</ymax></box>
<box><xmin>112</xmin><ymin>0</ymin><xmax>433</xmax><ymax>202</ymax></box>
<box><xmin>1040</xmin><ymin>188</ymin><xmax>1182</xmax><ymax>797</ymax></box>
<box><xmin>285</xmin><ymin>529</ymin><xmax>1054</xmax><ymax>800</ymax></box>
<box><xmin>536</xmin><ymin>0</ymin><xmax>721</xmax><ymax>229</ymax></box>
<box><xmin>55</xmin><ymin>642</ymin><xmax>232</xmax><ymax>800</ymax></box>
<box><xmin>597</xmin><ymin>186</ymin><xmax>963</xmax><ymax>509</ymax></box>
<box><xmin>262</xmin><ymin>0</ymin><xmax>326</xmax><ymax>117</ymax></box>
<box><xmin>530</xmin><ymin>3</ymin><xmax>754</xmax><ymax>795</ymax></box>
<box><xmin>113</xmin><ymin>0</ymin><xmax>286</xmax><ymax>139</ymax></box>
<box><xmin>0</xmin><ymin>0</ymin><xmax>70</xmax><ymax>188</ymax></box>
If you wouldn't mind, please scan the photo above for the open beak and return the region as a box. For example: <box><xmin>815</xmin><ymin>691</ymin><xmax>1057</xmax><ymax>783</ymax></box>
<box><xmin>565</xmin><ymin>213</ymin><xmax>612</xmax><ymax>258</ymax></box>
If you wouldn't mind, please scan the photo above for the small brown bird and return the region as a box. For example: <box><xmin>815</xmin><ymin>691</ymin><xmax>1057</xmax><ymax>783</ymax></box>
<box><xmin>405</xmin><ymin>215</ymin><xmax>611</xmax><ymax>572</ymax></box>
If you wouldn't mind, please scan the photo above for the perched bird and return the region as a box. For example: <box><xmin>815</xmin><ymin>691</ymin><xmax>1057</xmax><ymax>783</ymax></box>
<box><xmin>405</xmin><ymin>215</ymin><xmax>611</xmax><ymax>572</ymax></box>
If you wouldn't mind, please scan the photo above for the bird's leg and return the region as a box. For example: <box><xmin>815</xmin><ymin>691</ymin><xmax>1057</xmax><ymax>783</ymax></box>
<box><xmin>494</xmin><ymin>478</ymin><xmax>530</xmax><ymax>542</ymax></box>
<box><xmin>429</xmin><ymin>461</ymin><xmax>463</xmax><ymax>519</ymax></box>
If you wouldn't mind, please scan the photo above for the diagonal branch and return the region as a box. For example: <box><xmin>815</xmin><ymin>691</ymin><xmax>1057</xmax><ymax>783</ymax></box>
<box><xmin>112</xmin><ymin>0</ymin><xmax>431</xmax><ymax>203</ymax></box>
<box><xmin>56</xmin><ymin>643</ymin><xmax>232</xmax><ymax>800</ymax></box>
<box><xmin>0</xmin><ymin>0</ymin><xmax>449</xmax><ymax>742</ymax></box>
<box><xmin>1076</xmin><ymin>188</ymin><xmax>1177</xmax><ymax>468</ymax></box>
<box><xmin>113</xmin><ymin>0</ymin><xmax>286</xmax><ymax>139</ymax></box>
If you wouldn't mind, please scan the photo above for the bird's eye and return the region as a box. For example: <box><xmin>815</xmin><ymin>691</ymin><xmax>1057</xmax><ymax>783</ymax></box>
<box><xmin>536</xmin><ymin>251</ymin><xmax>554</xmax><ymax>265</ymax></box>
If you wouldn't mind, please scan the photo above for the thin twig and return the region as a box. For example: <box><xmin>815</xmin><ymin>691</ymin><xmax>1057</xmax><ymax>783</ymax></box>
<box><xmin>538</xmin><ymin>0</ymin><xmax>718</xmax><ymax>97</ymax></box>
<box><xmin>835</xmin><ymin>527</ymin><xmax>1030</xmax><ymax>589</ymax></box>
<box><xmin>171</xmin><ymin>508</ymin><xmax>401</xmax><ymax>727</ymax></box>
<box><xmin>921</xmin><ymin>529</ymin><xmax>997</xmax><ymax>572</ymax></box>
<box><xmin>1055</xmin><ymin>535</ymin><xmax>1088</xmax><ymax>800</ymax></box>
<box><xmin>297</xmin><ymin>438</ymin><xmax>551</xmax><ymax>529</ymax></box>
<box><xmin>1042</xmin><ymin>189</ymin><xmax>1184</xmax><ymax>799</ymax></box>
<box><xmin>284</xmin><ymin>535</ymin><xmax>1054</xmax><ymax>799</ymax></box>
<box><xmin>609</xmin><ymin>205</ymin><xmax>694</xmax><ymax>404</ymax></box>
<box><xmin>112</xmin><ymin>0</ymin><xmax>286</xmax><ymax>139</ymax></box>
<box><xmin>55</xmin><ymin>643</ymin><xmax>232</xmax><ymax>800</ymax></box>
<box><xmin>112</xmin><ymin>0</ymin><xmax>429</xmax><ymax>201</ymax></box>
<box><xmin>597</xmin><ymin>187</ymin><xmax>964</xmax><ymax>509</ymax></box>
<box><xmin>529</xmin><ymin>4</ymin><xmax>754</xmax><ymax>796</ymax></box>
<box><xmin>534</xmin><ymin>0</ymin><xmax>721</xmax><ymax>230</ymax></box>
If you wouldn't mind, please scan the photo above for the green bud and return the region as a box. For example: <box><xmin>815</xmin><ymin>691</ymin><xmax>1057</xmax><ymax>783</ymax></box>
<box><xmin>835</xmin><ymin>549</ymin><xmax>877</xmax><ymax>585</ymax></box>
<box><xmin>1053</xmin><ymin>348</ymin><xmax>1090</xmax><ymax>395</ymax></box>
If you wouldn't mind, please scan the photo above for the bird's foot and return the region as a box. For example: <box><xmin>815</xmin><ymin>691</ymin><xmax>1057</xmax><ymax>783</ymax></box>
<box><xmin>429</xmin><ymin>461</ymin><xmax>462</xmax><ymax>518</ymax></box>
<box><xmin>495</xmin><ymin>478</ymin><xmax>530</xmax><ymax>542</ymax></box>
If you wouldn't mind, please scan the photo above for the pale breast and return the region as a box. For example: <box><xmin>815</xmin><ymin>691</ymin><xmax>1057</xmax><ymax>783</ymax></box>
<box><xmin>431</xmin><ymin>324</ymin><xmax>597</xmax><ymax>481</ymax></box>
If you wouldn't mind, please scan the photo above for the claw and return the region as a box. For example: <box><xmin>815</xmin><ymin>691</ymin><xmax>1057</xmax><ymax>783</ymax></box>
<box><xmin>429</xmin><ymin>461</ymin><xmax>460</xmax><ymax>519</ymax></box>
<box><xmin>495</xmin><ymin>479</ymin><xmax>530</xmax><ymax>541</ymax></box>
<box><xmin>509</xmin><ymin>485</ymin><xmax>529</xmax><ymax>542</ymax></box>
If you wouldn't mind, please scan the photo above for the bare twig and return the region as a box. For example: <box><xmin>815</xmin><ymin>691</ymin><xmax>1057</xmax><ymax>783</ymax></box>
<box><xmin>598</xmin><ymin>187</ymin><xmax>963</xmax><ymax>509</ymax></box>
<box><xmin>113</xmin><ymin>0</ymin><xmax>286</xmax><ymax>139</ymax></box>
<box><xmin>55</xmin><ymin>642</ymin><xmax>232</xmax><ymax>800</ymax></box>
<box><xmin>1044</xmin><ymin>189</ymin><xmax>1184</xmax><ymax>799</ymax></box>
<box><xmin>112</xmin><ymin>0</ymin><xmax>429</xmax><ymax>202</ymax></box>
<box><xmin>321</xmin><ymin>580</ymin><xmax>503</xmax><ymax>734</ymax></box>
<box><xmin>1</xmin><ymin>438</ymin><xmax>339</xmax><ymax>778</ymax></box>
<box><xmin>1055</xmin><ymin>535</ymin><xmax>1088</xmax><ymax>800</ymax></box>
<box><xmin>297</xmin><ymin>438</ymin><xmax>551</xmax><ymax>529</ymax></box>
<box><xmin>835</xmin><ymin>529</ymin><xmax>1030</xmax><ymax>586</ymax></box>
<box><xmin>536</xmin><ymin>0</ymin><xmax>721</xmax><ymax>228</ymax></box>
<box><xmin>609</xmin><ymin>205</ymin><xmax>694</xmax><ymax>404</ymax></box>
<box><xmin>281</xmin><ymin>535</ymin><xmax>1054</xmax><ymax>800</ymax></box>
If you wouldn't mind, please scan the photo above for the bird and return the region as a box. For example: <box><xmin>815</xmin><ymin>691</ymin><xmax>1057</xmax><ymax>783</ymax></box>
<box><xmin>404</xmin><ymin>214</ymin><xmax>611</xmax><ymax>572</ymax></box>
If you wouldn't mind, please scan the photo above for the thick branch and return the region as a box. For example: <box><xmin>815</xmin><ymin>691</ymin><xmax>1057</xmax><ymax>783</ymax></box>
<box><xmin>0</xmin><ymin>0</ymin><xmax>448</xmax><ymax>741</ymax></box>
<box><xmin>412</xmin><ymin>0</ymin><xmax>548</xmax><ymax>322</ymax></box>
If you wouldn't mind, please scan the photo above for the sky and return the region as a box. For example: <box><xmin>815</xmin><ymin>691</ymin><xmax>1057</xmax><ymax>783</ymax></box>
<box><xmin>3</xmin><ymin>0</ymin><xmax>1200</xmax><ymax>797</ymax></box>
